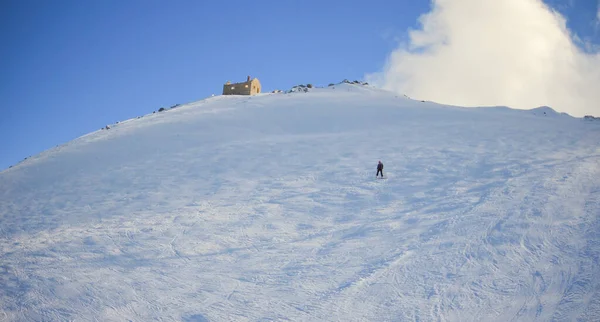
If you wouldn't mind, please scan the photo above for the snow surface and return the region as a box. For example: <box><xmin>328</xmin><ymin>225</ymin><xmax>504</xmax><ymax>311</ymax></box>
<box><xmin>1</xmin><ymin>84</ymin><xmax>599</xmax><ymax>321</ymax></box>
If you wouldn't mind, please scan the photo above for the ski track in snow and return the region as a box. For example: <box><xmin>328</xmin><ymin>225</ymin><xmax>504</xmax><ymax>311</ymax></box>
<box><xmin>1</xmin><ymin>85</ymin><xmax>599</xmax><ymax>321</ymax></box>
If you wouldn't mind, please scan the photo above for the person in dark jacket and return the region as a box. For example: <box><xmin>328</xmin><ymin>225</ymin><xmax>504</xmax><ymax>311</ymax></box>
<box><xmin>376</xmin><ymin>161</ymin><xmax>384</xmax><ymax>178</ymax></box>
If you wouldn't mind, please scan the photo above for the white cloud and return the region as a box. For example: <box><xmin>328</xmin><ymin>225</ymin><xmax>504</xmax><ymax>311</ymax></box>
<box><xmin>367</xmin><ymin>0</ymin><xmax>600</xmax><ymax>117</ymax></box>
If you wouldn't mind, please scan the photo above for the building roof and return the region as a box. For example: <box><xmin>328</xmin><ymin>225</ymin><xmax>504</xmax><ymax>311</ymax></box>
<box><xmin>224</xmin><ymin>78</ymin><xmax>259</xmax><ymax>86</ymax></box>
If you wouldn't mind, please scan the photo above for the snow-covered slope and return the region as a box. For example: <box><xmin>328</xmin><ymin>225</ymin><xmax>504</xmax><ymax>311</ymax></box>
<box><xmin>1</xmin><ymin>84</ymin><xmax>599</xmax><ymax>321</ymax></box>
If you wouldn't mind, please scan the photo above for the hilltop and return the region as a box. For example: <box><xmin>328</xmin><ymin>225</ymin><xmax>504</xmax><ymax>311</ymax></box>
<box><xmin>1</xmin><ymin>84</ymin><xmax>599</xmax><ymax>321</ymax></box>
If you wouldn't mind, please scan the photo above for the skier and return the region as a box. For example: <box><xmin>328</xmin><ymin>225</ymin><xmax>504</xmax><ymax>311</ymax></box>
<box><xmin>376</xmin><ymin>161</ymin><xmax>384</xmax><ymax>178</ymax></box>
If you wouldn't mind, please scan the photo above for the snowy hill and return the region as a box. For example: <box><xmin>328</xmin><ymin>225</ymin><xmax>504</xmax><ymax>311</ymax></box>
<box><xmin>1</xmin><ymin>84</ymin><xmax>599</xmax><ymax>321</ymax></box>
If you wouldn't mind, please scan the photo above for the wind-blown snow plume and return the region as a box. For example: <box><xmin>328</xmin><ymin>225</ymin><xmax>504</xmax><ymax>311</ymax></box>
<box><xmin>368</xmin><ymin>0</ymin><xmax>600</xmax><ymax>117</ymax></box>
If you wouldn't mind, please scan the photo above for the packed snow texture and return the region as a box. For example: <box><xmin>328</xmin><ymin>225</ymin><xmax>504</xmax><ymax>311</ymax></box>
<box><xmin>1</xmin><ymin>84</ymin><xmax>599</xmax><ymax>321</ymax></box>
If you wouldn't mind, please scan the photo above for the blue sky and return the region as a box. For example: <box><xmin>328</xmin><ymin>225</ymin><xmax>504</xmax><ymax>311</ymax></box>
<box><xmin>1</xmin><ymin>0</ymin><xmax>599</xmax><ymax>170</ymax></box>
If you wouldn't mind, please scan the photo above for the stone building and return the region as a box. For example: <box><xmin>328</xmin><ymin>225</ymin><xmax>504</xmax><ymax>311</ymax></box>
<box><xmin>222</xmin><ymin>76</ymin><xmax>261</xmax><ymax>95</ymax></box>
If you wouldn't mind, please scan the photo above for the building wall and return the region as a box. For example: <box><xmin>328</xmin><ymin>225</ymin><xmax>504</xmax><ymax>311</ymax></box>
<box><xmin>249</xmin><ymin>78</ymin><xmax>261</xmax><ymax>95</ymax></box>
<box><xmin>223</xmin><ymin>78</ymin><xmax>261</xmax><ymax>95</ymax></box>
